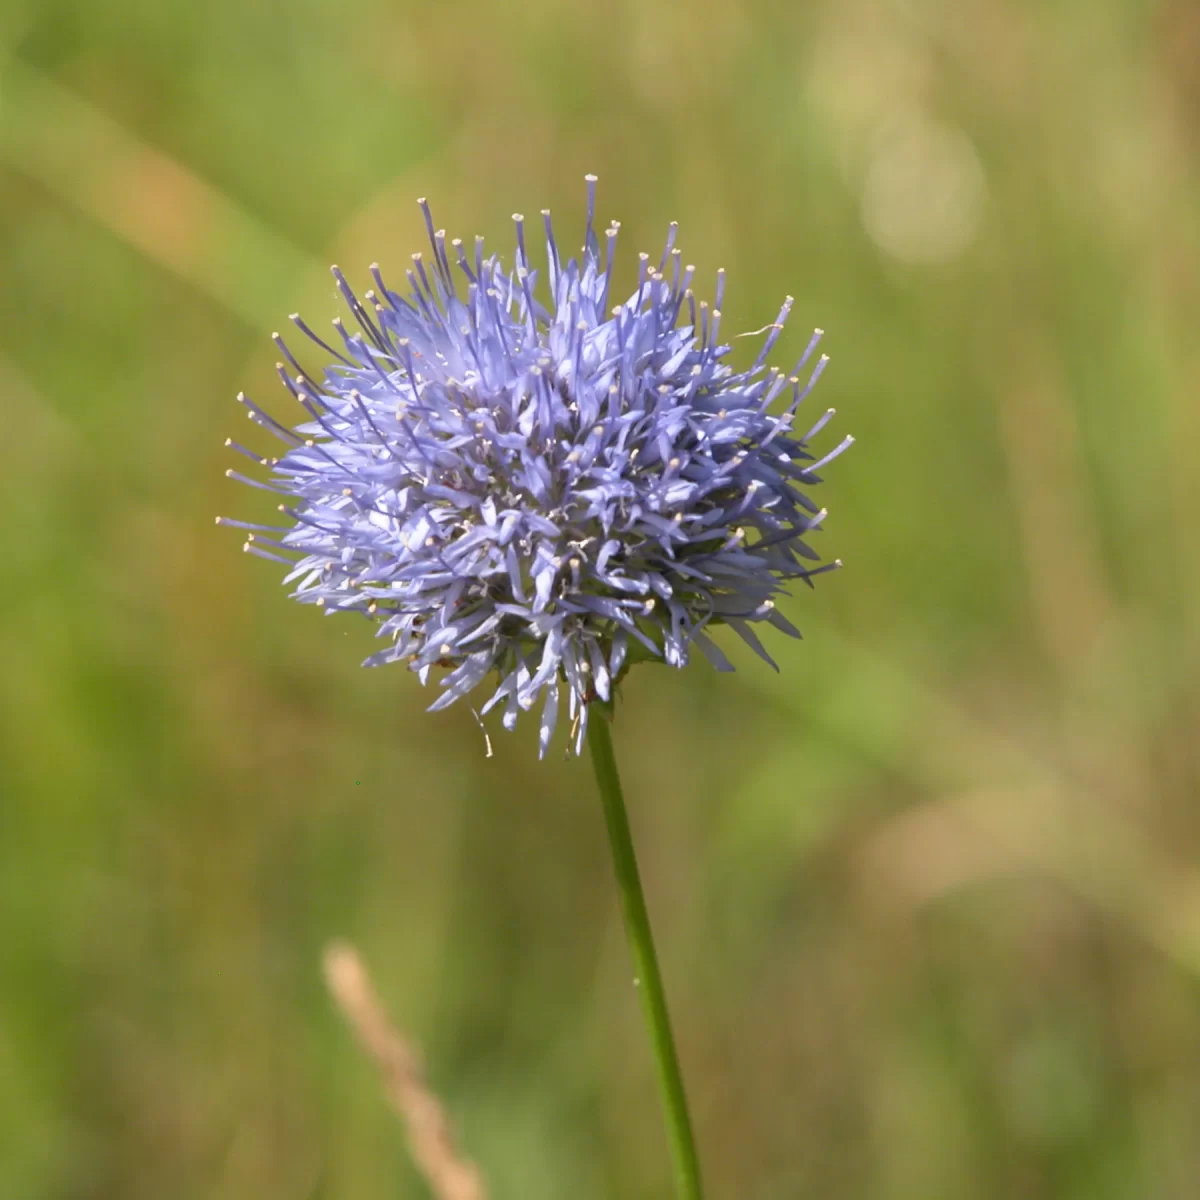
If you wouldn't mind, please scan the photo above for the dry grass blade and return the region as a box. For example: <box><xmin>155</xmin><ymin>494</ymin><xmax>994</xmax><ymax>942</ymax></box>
<box><xmin>323</xmin><ymin>943</ymin><xmax>489</xmax><ymax>1200</ymax></box>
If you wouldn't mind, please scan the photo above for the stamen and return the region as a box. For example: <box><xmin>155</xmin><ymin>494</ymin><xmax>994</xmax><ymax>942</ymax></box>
<box><xmin>584</xmin><ymin>174</ymin><xmax>599</xmax><ymax>256</ymax></box>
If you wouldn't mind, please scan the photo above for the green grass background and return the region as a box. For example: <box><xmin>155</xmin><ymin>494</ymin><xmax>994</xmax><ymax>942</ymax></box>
<box><xmin>3</xmin><ymin>1</ymin><xmax>1200</xmax><ymax>1196</ymax></box>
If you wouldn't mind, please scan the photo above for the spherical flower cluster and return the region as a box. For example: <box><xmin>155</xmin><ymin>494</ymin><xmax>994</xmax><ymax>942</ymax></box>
<box><xmin>221</xmin><ymin>178</ymin><xmax>850</xmax><ymax>755</ymax></box>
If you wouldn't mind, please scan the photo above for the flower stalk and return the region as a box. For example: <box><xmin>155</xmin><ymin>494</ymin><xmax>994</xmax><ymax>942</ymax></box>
<box><xmin>587</xmin><ymin>704</ymin><xmax>704</xmax><ymax>1200</ymax></box>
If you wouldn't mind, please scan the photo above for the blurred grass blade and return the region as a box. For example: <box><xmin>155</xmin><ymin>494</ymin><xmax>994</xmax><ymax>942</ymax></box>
<box><xmin>0</xmin><ymin>55</ymin><xmax>320</xmax><ymax>325</ymax></box>
<box><xmin>752</xmin><ymin>622</ymin><xmax>1200</xmax><ymax>976</ymax></box>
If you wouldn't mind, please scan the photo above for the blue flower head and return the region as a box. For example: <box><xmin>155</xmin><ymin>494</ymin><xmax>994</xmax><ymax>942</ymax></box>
<box><xmin>222</xmin><ymin>178</ymin><xmax>851</xmax><ymax>756</ymax></box>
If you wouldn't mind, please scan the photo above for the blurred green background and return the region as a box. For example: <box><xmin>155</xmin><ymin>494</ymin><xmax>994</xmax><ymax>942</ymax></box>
<box><xmin>3</xmin><ymin>0</ymin><xmax>1200</xmax><ymax>1196</ymax></box>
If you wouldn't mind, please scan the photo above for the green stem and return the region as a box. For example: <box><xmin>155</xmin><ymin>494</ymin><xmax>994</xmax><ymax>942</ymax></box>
<box><xmin>586</xmin><ymin>705</ymin><xmax>704</xmax><ymax>1200</ymax></box>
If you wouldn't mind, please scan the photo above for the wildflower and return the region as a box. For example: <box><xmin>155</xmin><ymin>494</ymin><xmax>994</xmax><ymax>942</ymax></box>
<box><xmin>221</xmin><ymin>178</ymin><xmax>850</xmax><ymax>755</ymax></box>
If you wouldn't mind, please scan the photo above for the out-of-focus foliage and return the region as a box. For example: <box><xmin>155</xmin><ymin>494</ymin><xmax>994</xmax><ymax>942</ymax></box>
<box><xmin>3</xmin><ymin>1</ymin><xmax>1200</xmax><ymax>1196</ymax></box>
